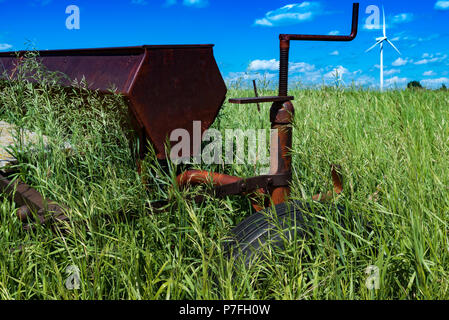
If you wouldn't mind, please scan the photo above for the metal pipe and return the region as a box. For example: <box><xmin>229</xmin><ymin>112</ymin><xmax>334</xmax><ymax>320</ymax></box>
<box><xmin>268</xmin><ymin>101</ymin><xmax>294</xmax><ymax>205</ymax></box>
<box><xmin>176</xmin><ymin>170</ymin><xmax>242</xmax><ymax>187</ymax></box>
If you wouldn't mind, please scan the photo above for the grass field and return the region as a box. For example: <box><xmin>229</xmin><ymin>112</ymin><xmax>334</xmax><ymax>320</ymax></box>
<box><xmin>0</xmin><ymin>57</ymin><xmax>449</xmax><ymax>300</ymax></box>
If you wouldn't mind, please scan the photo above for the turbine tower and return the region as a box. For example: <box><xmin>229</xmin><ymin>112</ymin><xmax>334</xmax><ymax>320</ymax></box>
<box><xmin>366</xmin><ymin>7</ymin><xmax>401</xmax><ymax>91</ymax></box>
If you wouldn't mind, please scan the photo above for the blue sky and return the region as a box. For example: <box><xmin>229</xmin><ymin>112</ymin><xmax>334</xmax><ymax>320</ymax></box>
<box><xmin>0</xmin><ymin>0</ymin><xmax>448</xmax><ymax>89</ymax></box>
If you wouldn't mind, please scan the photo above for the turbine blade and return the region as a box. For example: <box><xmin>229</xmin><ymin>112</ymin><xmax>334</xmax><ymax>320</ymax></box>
<box><xmin>386</xmin><ymin>39</ymin><xmax>401</xmax><ymax>55</ymax></box>
<box><xmin>366</xmin><ymin>40</ymin><xmax>382</xmax><ymax>53</ymax></box>
<box><xmin>382</xmin><ymin>6</ymin><xmax>386</xmax><ymax>37</ymax></box>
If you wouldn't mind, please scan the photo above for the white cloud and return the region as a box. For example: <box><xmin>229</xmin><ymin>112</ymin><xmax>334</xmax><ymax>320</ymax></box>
<box><xmin>414</xmin><ymin>60</ymin><xmax>429</xmax><ymax>65</ymax></box>
<box><xmin>390</xmin><ymin>32</ymin><xmax>439</xmax><ymax>43</ymax></box>
<box><xmin>384</xmin><ymin>69</ymin><xmax>400</xmax><ymax>76</ymax></box>
<box><xmin>248</xmin><ymin>59</ymin><xmax>279</xmax><ymax>71</ymax></box>
<box><xmin>254</xmin><ymin>2</ymin><xmax>322</xmax><ymax>27</ymax></box>
<box><xmin>421</xmin><ymin>77</ymin><xmax>449</xmax><ymax>88</ymax></box>
<box><xmin>289</xmin><ymin>68</ymin><xmax>323</xmax><ymax>84</ymax></box>
<box><xmin>353</xmin><ymin>75</ymin><xmax>376</xmax><ymax>87</ymax></box>
<box><xmin>164</xmin><ymin>0</ymin><xmax>208</xmax><ymax>7</ymax></box>
<box><xmin>414</xmin><ymin>54</ymin><xmax>447</xmax><ymax>65</ymax></box>
<box><xmin>328</xmin><ymin>30</ymin><xmax>340</xmax><ymax>35</ymax></box>
<box><xmin>417</xmin><ymin>34</ymin><xmax>440</xmax><ymax>42</ymax></box>
<box><xmin>385</xmin><ymin>76</ymin><xmax>409</xmax><ymax>88</ymax></box>
<box><xmin>318</xmin><ymin>66</ymin><xmax>373</xmax><ymax>87</ymax></box>
<box><xmin>364</xmin><ymin>12</ymin><xmax>413</xmax><ymax>30</ymax></box>
<box><xmin>324</xmin><ymin>66</ymin><xmax>348</xmax><ymax>79</ymax></box>
<box><xmin>0</xmin><ymin>43</ymin><xmax>12</xmax><ymax>51</ymax></box>
<box><xmin>231</xmin><ymin>62</ymin><xmax>380</xmax><ymax>89</ymax></box>
<box><xmin>391</xmin><ymin>13</ymin><xmax>414</xmax><ymax>24</ymax></box>
<box><xmin>247</xmin><ymin>59</ymin><xmax>315</xmax><ymax>73</ymax></box>
<box><xmin>392</xmin><ymin>57</ymin><xmax>412</xmax><ymax>67</ymax></box>
<box><xmin>225</xmin><ymin>71</ymin><xmax>277</xmax><ymax>84</ymax></box>
<box><xmin>435</xmin><ymin>1</ymin><xmax>449</xmax><ymax>10</ymax></box>
<box><xmin>423</xmin><ymin>70</ymin><xmax>436</xmax><ymax>76</ymax></box>
<box><xmin>363</xmin><ymin>23</ymin><xmax>382</xmax><ymax>31</ymax></box>
<box><xmin>319</xmin><ymin>66</ymin><xmax>369</xmax><ymax>86</ymax></box>
<box><xmin>289</xmin><ymin>61</ymin><xmax>315</xmax><ymax>73</ymax></box>
<box><xmin>183</xmin><ymin>0</ymin><xmax>208</xmax><ymax>8</ymax></box>
<box><xmin>254</xmin><ymin>18</ymin><xmax>274</xmax><ymax>27</ymax></box>
<box><xmin>330</xmin><ymin>50</ymin><xmax>339</xmax><ymax>56</ymax></box>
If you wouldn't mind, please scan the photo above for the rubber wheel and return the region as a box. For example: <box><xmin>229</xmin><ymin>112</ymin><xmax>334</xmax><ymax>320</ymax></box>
<box><xmin>224</xmin><ymin>200</ymin><xmax>323</xmax><ymax>265</ymax></box>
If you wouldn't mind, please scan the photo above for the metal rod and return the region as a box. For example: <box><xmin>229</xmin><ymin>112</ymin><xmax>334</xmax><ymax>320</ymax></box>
<box><xmin>252</xmin><ymin>80</ymin><xmax>261</xmax><ymax>112</ymax></box>
<box><xmin>279</xmin><ymin>41</ymin><xmax>290</xmax><ymax>97</ymax></box>
<box><xmin>176</xmin><ymin>170</ymin><xmax>242</xmax><ymax>187</ymax></box>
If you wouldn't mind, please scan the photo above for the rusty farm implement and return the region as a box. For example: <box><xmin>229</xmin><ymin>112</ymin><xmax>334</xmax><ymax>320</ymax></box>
<box><xmin>0</xmin><ymin>3</ymin><xmax>360</xmax><ymax>261</ymax></box>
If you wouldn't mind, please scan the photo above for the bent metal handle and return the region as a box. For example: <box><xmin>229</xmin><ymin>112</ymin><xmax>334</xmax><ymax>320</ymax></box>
<box><xmin>278</xmin><ymin>3</ymin><xmax>359</xmax><ymax>96</ymax></box>
<box><xmin>279</xmin><ymin>3</ymin><xmax>359</xmax><ymax>42</ymax></box>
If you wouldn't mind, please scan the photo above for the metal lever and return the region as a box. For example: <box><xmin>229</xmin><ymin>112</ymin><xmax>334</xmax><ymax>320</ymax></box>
<box><xmin>278</xmin><ymin>3</ymin><xmax>359</xmax><ymax>96</ymax></box>
<box><xmin>279</xmin><ymin>3</ymin><xmax>359</xmax><ymax>43</ymax></box>
<box><xmin>228</xmin><ymin>96</ymin><xmax>294</xmax><ymax>104</ymax></box>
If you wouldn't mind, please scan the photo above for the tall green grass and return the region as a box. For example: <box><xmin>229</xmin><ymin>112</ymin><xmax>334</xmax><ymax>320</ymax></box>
<box><xmin>0</xmin><ymin>56</ymin><xmax>448</xmax><ymax>299</ymax></box>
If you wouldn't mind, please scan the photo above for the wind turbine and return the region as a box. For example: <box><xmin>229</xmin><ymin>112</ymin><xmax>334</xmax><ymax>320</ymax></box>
<box><xmin>366</xmin><ymin>7</ymin><xmax>401</xmax><ymax>91</ymax></box>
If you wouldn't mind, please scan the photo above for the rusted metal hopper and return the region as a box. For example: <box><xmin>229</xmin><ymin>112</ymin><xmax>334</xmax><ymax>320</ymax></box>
<box><xmin>0</xmin><ymin>45</ymin><xmax>227</xmax><ymax>230</ymax></box>
<box><xmin>0</xmin><ymin>45</ymin><xmax>228</xmax><ymax>159</ymax></box>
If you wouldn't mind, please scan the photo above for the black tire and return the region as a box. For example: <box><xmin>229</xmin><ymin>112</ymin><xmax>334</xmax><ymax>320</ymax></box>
<box><xmin>224</xmin><ymin>200</ymin><xmax>317</xmax><ymax>265</ymax></box>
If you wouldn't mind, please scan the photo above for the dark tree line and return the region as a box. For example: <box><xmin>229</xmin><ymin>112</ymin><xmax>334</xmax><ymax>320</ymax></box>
<box><xmin>407</xmin><ymin>81</ymin><xmax>447</xmax><ymax>91</ymax></box>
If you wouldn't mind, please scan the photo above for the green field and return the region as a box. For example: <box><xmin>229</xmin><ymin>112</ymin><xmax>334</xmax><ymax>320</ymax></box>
<box><xmin>0</xmin><ymin>59</ymin><xmax>449</xmax><ymax>300</ymax></box>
